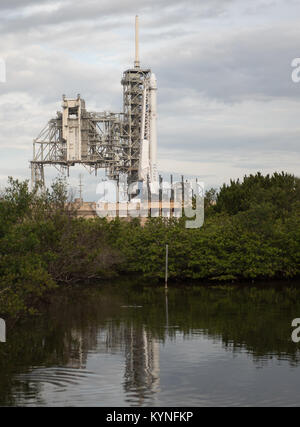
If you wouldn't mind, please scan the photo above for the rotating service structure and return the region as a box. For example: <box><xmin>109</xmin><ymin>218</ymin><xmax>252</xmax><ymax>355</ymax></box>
<box><xmin>31</xmin><ymin>16</ymin><xmax>158</xmax><ymax>188</ymax></box>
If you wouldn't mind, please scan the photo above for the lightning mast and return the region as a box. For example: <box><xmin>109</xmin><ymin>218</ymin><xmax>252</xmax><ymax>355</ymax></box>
<box><xmin>134</xmin><ymin>15</ymin><xmax>140</xmax><ymax>69</ymax></box>
<box><xmin>122</xmin><ymin>15</ymin><xmax>158</xmax><ymax>184</ymax></box>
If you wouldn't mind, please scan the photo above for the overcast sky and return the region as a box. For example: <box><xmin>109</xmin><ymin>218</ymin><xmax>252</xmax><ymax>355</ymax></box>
<box><xmin>0</xmin><ymin>0</ymin><xmax>300</xmax><ymax>198</ymax></box>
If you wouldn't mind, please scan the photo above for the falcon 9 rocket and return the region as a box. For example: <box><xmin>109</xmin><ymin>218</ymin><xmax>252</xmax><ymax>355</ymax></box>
<box><xmin>134</xmin><ymin>16</ymin><xmax>158</xmax><ymax>185</ymax></box>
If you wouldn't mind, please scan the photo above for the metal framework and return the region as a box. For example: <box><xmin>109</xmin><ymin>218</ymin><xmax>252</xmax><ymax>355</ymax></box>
<box><xmin>31</xmin><ymin>16</ymin><xmax>157</xmax><ymax>189</ymax></box>
<box><xmin>31</xmin><ymin>101</ymin><xmax>127</xmax><ymax>187</ymax></box>
<box><xmin>121</xmin><ymin>68</ymin><xmax>151</xmax><ymax>182</ymax></box>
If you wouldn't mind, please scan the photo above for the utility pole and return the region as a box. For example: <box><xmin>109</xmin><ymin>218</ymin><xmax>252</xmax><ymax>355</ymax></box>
<box><xmin>159</xmin><ymin>175</ymin><xmax>163</xmax><ymax>217</ymax></box>
<box><xmin>165</xmin><ymin>244</ymin><xmax>169</xmax><ymax>290</ymax></box>
<box><xmin>181</xmin><ymin>175</ymin><xmax>184</xmax><ymax>217</ymax></box>
<box><xmin>170</xmin><ymin>174</ymin><xmax>174</xmax><ymax>218</ymax></box>
<box><xmin>79</xmin><ymin>174</ymin><xmax>83</xmax><ymax>205</ymax></box>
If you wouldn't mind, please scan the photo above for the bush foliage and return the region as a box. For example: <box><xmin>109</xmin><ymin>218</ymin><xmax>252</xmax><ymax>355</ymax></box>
<box><xmin>0</xmin><ymin>171</ymin><xmax>300</xmax><ymax>319</ymax></box>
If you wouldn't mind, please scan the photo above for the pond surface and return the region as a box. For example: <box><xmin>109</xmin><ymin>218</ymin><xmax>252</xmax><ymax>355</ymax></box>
<box><xmin>1</xmin><ymin>283</ymin><xmax>300</xmax><ymax>407</ymax></box>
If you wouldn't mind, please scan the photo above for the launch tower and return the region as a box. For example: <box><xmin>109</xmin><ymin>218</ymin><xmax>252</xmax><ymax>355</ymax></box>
<box><xmin>31</xmin><ymin>16</ymin><xmax>158</xmax><ymax>189</ymax></box>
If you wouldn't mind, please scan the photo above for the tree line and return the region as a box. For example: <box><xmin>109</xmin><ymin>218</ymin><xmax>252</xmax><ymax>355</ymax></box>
<box><xmin>0</xmin><ymin>171</ymin><xmax>299</xmax><ymax>319</ymax></box>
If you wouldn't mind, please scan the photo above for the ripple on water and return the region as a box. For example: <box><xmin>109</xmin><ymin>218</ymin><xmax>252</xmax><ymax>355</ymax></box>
<box><xmin>15</xmin><ymin>367</ymin><xmax>101</xmax><ymax>389</ymax></box>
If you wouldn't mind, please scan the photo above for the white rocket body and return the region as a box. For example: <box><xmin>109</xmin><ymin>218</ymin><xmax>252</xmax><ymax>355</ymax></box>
<box><xmin>139</xmin><ymin>139</ymin><xmax>150</xmax><ymax>182</ymax></box>
<box><xmin>135</xmin><ymin>17</ymin><xmax>158</xmax><ymax>184</ymax></box>
<box><xmin>149</xmin><ymin>73</ymin><xmax>158</xmax><ymax>183</ymax></box>
<box><xmin>138</xmin><ymin>72</ymin><xmax>158</xmax><ymax>183</ymax></box>
<box><xmin>138</xmin><ymin>86</ymin><xmax>149</xmax><ymax>181</ymax></box>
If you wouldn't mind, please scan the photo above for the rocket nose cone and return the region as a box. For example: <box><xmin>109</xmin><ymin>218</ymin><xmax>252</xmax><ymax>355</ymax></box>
<box><xmin>150</xmin><ymin>73</ymin><xmax>157</xmax><ymax>89</ymax></box>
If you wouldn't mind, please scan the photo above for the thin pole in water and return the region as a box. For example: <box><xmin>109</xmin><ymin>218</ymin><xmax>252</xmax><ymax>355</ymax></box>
<box><xmin>165</xmin><ymin>244</ymin><xmax>169</xmax><ymax>289</ymax></box>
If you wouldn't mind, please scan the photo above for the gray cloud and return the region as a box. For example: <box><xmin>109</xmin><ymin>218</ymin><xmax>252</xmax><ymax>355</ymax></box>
<box><xmin>0</xmin><ymin>0</ymin><xmax>52</xmax><ymax>11</ymax></box>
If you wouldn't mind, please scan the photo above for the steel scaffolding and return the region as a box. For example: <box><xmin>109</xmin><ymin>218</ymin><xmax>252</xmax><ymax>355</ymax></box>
<box><xmin>121</xmin><ymin>68</ymin><xmax>151</xmax><ymax>183</ymax></box>
<box><xmin>31</xmin><ymin>16</ymin><xmax>156</xmax><ymax>189</ymax></box>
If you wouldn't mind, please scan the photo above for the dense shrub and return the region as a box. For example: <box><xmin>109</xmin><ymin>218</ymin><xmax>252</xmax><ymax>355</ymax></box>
<box><xmin>0</xmin><ymin>178</ymin><xmax>120</xmax><ymax>318</ymax></box>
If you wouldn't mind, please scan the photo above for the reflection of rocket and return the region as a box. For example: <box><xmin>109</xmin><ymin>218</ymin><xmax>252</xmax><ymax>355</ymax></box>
<box><xmin>124</xmin><ymin>324</ymin><xmax>160</xmax><ymax>404</ymax></box>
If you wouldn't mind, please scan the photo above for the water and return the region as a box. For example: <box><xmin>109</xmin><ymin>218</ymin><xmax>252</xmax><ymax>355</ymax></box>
<box><xmin>1</xmin><ymin>283</ymin><xmax>300</xmax><ymax>407</ymax></box>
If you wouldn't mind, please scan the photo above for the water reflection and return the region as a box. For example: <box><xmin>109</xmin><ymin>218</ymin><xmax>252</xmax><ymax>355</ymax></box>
<box><xmin>69</xmin><ymin>321</ymin><xmax>161</xmax><ymax>403</ymax></box>
<box><xmin>123</xmin><ymin>325</ymin><xmax>160</xmax><ymax>405</ymax></box>
<box><xmin>13</xmin><ymin>322</ymin><xmax>161</xmax><ymax>406</ymax></box>
<box><xmin>1</xmin><ymin>284</ymin><xmax>300</xmax><ymax>406</ymax></box>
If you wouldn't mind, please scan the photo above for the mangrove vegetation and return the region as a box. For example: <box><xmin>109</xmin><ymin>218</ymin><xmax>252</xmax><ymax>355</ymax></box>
<box><xmin>0</xmin><ymin>171</ymin><xmax>300</xmax><ymax>319</ymax></box>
